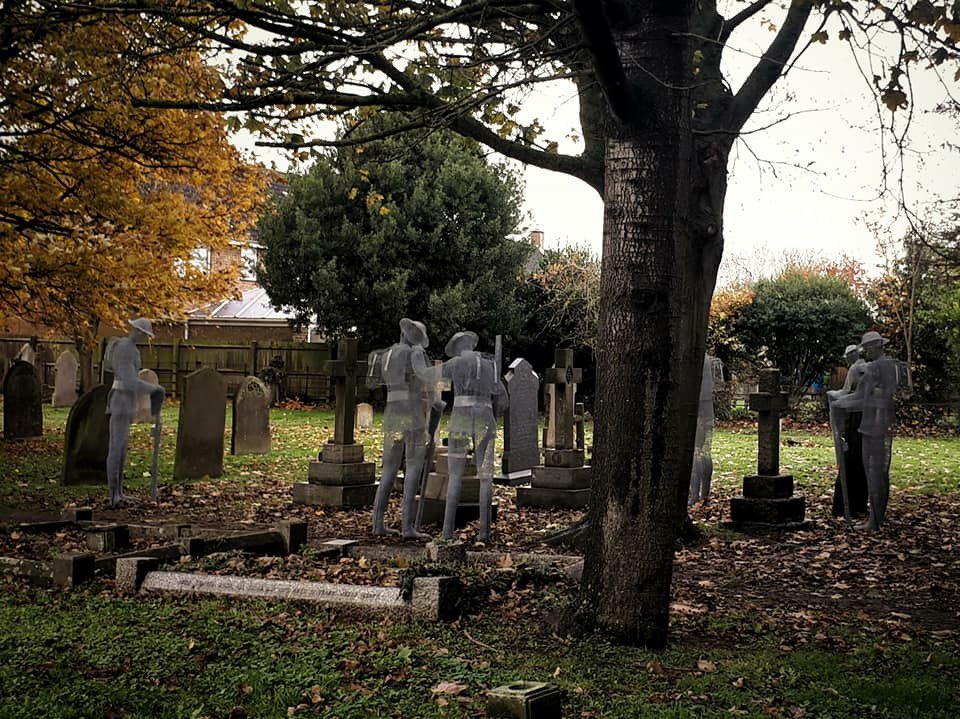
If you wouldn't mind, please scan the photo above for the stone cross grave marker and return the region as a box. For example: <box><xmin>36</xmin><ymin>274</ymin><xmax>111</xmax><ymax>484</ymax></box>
<box><xmin>326</xmin><ymin>337</ymin><xmax>367</xmax><ymax>446</ymax></box>
<box><xmin>3</xmin><ymin>360</ymin><xmax>43</xmax><ymax>439</ymax></box>
<box><xmin>500</xmin><ymin>358</ymin><xmax>540</xmax><ymax>483</ymax></box>
<box><xmin>231</xmin><ymin>375</ymin><xmax>271</xmax><ymax>455</ymax></box>
<box><xmin>52</xmin><ymin>350</ymin><xmax>79</xmax><ymax>407</ymax></box>
<box><xmin>728</xmin><ymin>367</ymin><xmax>808</xmax><ymax>529</ymax></box>
<box><xmin>174</xmin><ymin>368</ymin><xmax>227</xmax><ymax>480</ymax></box>
<box><xmin>294</xmin><ymin>337</ymin><xmax>376</xmax><ymax>508</ymax></box>
<box><xmin>752</xmin><ymin>368</ymin><xmax>789</xmax><ymax>477</ymax></box>
<box><xmin>517</xmin><ymin>349</ymin><xmax>591</xmax><ymax>509</ymax></box>
<box><xmin>542</xmin><ymin>349</ymin><xmax>581</xmax><ymax>451</ymax></box>
<box><xmin>62</xmin><ymin>385</ymin><xmax>110</xmax><ymax>484</ymax></box>
<box><xmin>133</xmin><ymin>369</ymin><xmax>160</xmax><ymax>423</ymax></box>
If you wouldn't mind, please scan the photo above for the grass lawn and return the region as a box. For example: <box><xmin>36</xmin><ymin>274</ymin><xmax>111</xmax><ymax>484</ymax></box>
<box><xmin>0</xmin><ymin>403</ymin><xmax>958</xmax><ymax>718</ymax></box>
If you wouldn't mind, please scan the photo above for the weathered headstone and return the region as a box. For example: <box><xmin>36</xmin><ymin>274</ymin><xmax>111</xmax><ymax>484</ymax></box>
<box><xmin>231</xmin><ymin>375</ymin><xmax>271</xmax><ymax>455</ymax></box>
<box><xmin>728</xmin><ymin>368</ymin><xmax>808</xmax><ymax>530</ymax></box>
<box><xmin>133</xmin><ymin>369</ymin><xmax>160</xmax><ymax>423</ymax></box>
<box><xmin>16</xmin><ymin>342</ymin><xmax>36</xmax><ymax>367</ymax></box>
<box><xmin>3</xmin><ymin>361</ymin><xmax>43</xmax><ymax>439</ymax></box>
<box><xmin>174</xmin><ymin>368</ymin><xmax>226</xmax><ymax>480</ymax></box>
<box><xmin>355</xmin><ymin>402</ymin><xmax>374</xmax><ymax>429</ymax></box>
<box><xmin>62</xmin><ymin>385</ymin><xmax>110</xmax><ymax>485</ymax></box>
<box><xmin>517</xmin><ymin>349</ymin><xmax>591</xmax><ymax>509</ymax></box>
<box><xmin>294</xmin><ymin>337</ymin><xmax>377</xmax><ymax>507</ymax></box>
<box><xmin>52</xmin><ymin>350</ymin><xmax>79</xmax><ymax>407</ymax></box>
<box><xmin>498</xmin><ymin>358</ymin><xmax>540</xmax><ymax>486</ymax></box>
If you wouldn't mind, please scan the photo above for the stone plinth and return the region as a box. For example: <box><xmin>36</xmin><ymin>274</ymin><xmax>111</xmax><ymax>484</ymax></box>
<box><xmin>487</xmin><ymin>681</ymin><xmax>565</xmax><ymax>719</ymax></box>
<box><xmin>294</xmin><ymin>441</ymin><xmax>377</xmax><ymax>508</ymax></box>
<box><xmin>416</xmin><ymin>447</ymin><xmax>496</xmax><ymax>529</ymax></box>
<box><xmin>517</xmin><ymin>448</ymin><xmax>591</xmax><ymax>510</ymax></box>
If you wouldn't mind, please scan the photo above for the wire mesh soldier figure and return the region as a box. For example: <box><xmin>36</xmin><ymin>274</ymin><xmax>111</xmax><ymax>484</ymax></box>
<box><xmin>832</xmin><ymin>331</ymin><xmax>898</xmax><ymax>530</ymax></box>
<box><xmin>827</xmin><ymin>343</ymin><xmax>869</xmax><ymax>518</ymax></box>
<box><xmin>105</xmin><ymin>318</ymin><xmax>165</xmax><ymax>506</ymax></box>
<box><xmin>689</xmin><ymin>353</ymin><xmax>721</xmax><ymax>507</ymax></box>
<box><xmin>440</xmin><ymin>331</ymin><xmax>508</xmax><ymax>542</ymax></box>
<box><xmin>369</xmin><ymin>318</ymin><xmax>436</xmax><ymax>540</ymax></box>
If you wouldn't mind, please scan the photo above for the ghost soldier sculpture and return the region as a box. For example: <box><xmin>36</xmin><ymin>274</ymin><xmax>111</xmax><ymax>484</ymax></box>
<box><xmin>105</xmin><ymin>318</ymin><xmax>165</xmax><ymax>506</ymax></box>
<box><xmin>369</xmin><ymin>318</ymin><xmax>437</xmax><ymax>540</ymax></box>
<box><xmin>440</xmin><ymin>331</ymin><xmax>508</xmax><ymax>542</ymax></box>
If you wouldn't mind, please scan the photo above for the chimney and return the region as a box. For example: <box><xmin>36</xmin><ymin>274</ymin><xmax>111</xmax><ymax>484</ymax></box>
<box><xmin>529</xmin><ymin>230</ymin><xmax>544</xmax><ymax>249</ymax></box>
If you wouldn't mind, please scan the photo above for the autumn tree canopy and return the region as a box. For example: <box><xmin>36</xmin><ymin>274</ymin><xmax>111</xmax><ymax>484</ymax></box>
<box><xmin>0</xmin><ymin>13</ymin><xmax>266</xmax><ymax>345</ymax></box>
<box><xmin>16</xmin><ymin>0</ymin><xmax>960</xmax><ymax>646</ymax></box>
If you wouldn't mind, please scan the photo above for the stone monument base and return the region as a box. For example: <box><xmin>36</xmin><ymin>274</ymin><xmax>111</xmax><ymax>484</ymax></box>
<box><xmin>293</xmin><ymin>481</ymin><xmax>378</xmax><ymax>508</ymax></box>
<box><xmin>416</xmin><ymin>497</ymin><xmax>498</xmax><ymax>528</ymax></box>
<box><xmin>493</xmin><ymin>470</ymin><xmax>532</xmax><ymax>487</ymax></box>
<box><xmin>728</xmin><ymin>471</ymin><xmax>809</xmax><ymax>530</ymax></box>
<box><xmin>516</xmin><ymin>486</ymin><xmax>590</xmax><ymax>509</ymax></box>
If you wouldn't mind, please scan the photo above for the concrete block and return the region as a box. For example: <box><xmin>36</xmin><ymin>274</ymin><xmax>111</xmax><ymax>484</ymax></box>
<box><xmin>319</xmin><ymin>538</ymin><xmax>360</xmax><ymax>556</ymax></box>
<box><xmin>52</xmin><ymin>552</ymin><xmax>96</xmax><ymax>588</ymax></box>
<box><xmin>293</xmin><ymin>481</ymin><xmax>377</xmax><ymax>508</ymax></box>
<box><xmin>60</xmin><ymin>507</ymin><xmax>94</xmax><ymax>522</ymax></box>
<box><xmin>541</xmin><ymin>449</ymin><xmax>584</xmax><ymax>468</ymax></box>
<box><xmin>410</xmin><ymin>575</ymin><xmax>461</xmax><ymax>620</ymax></box>
<box><xmin>531</xmin><ymin>465</ymin><xmax>592</xmax><ymax>490</ymax></box>
<box><xmin>434</xmin><ymin>454</ymin><xmax>477</xmax><ymax>476</ymax></box>
<box><xmin>742</xmin><ymin>473</ymin><xmax>794</xmax><ymax>499</ymax></box>
<box><xmin>487</xmin><ymin>682</ymin><xmax>565</xmax><ymax>719</ymax></box>
<box><xmin>307</xmin><ymin>460</ymin><xmax>376</xmax><ymax>486</ymax></box>
<box><xmin>426</xmin><ymin>541</ymin><xmax>467</xmax><ymax>565</ymax></box>
<box><xmin>277</xmin><ymin>520</ymin><xmax>308</xmax><ymax>554</ymax></box>
<box><xmin>516</xmin><ymin>486</ymin><xmax>590</xmax><ymax>509</ymax></box>
<box><xmin>115</xmin><ymin>556</ymin><xmax>159</xmax><ymax>592</ymax></box>
<box><xmin>321</xmin><ymin>442</ymin><xmax>365</xmax><ymax>464</ymax></box>
<box><xmin>85</xmin><ymin>524</ymin><xmax>130</xmax><ymax>553</ymax></box>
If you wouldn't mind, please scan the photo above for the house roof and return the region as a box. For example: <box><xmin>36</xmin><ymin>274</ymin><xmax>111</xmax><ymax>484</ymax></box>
<box><xmin>190</xmin><ymin>287</ymin><xmax>296</xmax><ymax>323</ymax></box>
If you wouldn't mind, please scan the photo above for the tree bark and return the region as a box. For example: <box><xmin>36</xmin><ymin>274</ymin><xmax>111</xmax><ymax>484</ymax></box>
<box><xmin>577</xmin><ymin>3</ymin><xmax>730</xmax><ymax>647</ymax></box>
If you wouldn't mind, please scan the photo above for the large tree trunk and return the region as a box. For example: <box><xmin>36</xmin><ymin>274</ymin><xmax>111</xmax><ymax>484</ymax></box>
<box><xmin>577</xmin><ymin>5</ymin><xmax>730</xmax><ymax>647</ymax></box>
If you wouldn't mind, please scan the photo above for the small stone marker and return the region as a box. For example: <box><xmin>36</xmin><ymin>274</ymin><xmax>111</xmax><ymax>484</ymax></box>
<box><xmin>355</xmin><ymin>402</ymin><xmax>374</xmax><ymax>429</ymax></box>
<box><xmin>174</xmin><ymin>368</ymin><xmax>227</xmax><ymax>480</ymax></box>
<box><xmin>133</xmin><ymin>369</ymin><xmax>160</xmax><ymax>423</ymax></box>
<box><xmin>62</xmin><ymin>385</ymin><xmax>110</xmax><ymax>485</ymax></box>
<box><xmin>487</xmin><ymin>681</ymin><xmax>565</xmax><ymax>719</ymax></box>
<box><xmin>517</xmin><ymin>350</ymin><xmax>591</xmax><ymax>509</ymax></box>
<box><xmin>294</xmin><ymin>337</ymin><xmax>377</xmax><ymax>507</ymax></box>
<box><xmin>231</xmin><ymin>375</ymin><xmax>271</xmax><ymax>455</ymax></box>
<box><xmin>3</xmin><ymin>360</ymin><xmax>43</xmax><ymax>439</ymax></box>
<box><xmin>498</xmin><ymin>358</ymin><xmax>540</xmax><ymax>485</ymax></box>
<box><xmin>728</xmin><ymin>368</ymin><xmax>808</xmax><ymax>529</ymax></box>
<box><xmin>52</xmin><ymin>350</ymin><xmax>79</xmax><ymax>407</ymax></box>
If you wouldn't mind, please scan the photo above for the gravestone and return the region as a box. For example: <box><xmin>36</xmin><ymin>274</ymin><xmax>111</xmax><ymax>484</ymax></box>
<box><xmin>728</xmin><ymin>368</ymin><xmax>809</xmax><ymax>530</ymax></box>
<box><xmin>52</xmin><ymin>350</ymin><xmax>79</xmax><ymax>407</ymax></box>
<box><xmin>231</xmin><ymin>376</ymin><xmax>271</xmax><ymax>455</ymax></box>
<box><xmin>517</xmin><ymin>349</ymin><xmax>591</xmax><ymax>509</ymax></box>
<box><xmin>497</xmin><ymin>358</ymin><xmax>540</xmax><ymax>486</ymax></box>
<box><xmin>355</xmin><ymin>402</ymin><xmax>374</xmax><ymax>429</ymax></box>
<box><xmin>133</xmin><ymin>369</ymin><xmax>160</xmax><ymax>423</ymax></box>
<box><xmin>16</xmin><ymin>342</ymin><xmax>36</xmax><ymax>367</ymax></box>
<box><xmin>3</xmin><ymin>361</ymin><xmax>43</xmax><ymax>439</ymax></box>
<box><xmin>62</xmin><ymin>385</ymin><xmax>110</xmax><ymax>484</ymax></box>
<box><xmin>294</xmin><ymin>337</ymin><xmax>377</xmax><ymax>507</ymax></box>
<box><xmin>174</xmin><ymin>368</ymin><xmax>227</xmax><ymax>480</ymax></box>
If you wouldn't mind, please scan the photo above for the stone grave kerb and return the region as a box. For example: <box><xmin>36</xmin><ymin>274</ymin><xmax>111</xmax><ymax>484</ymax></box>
<box><xmin>324</xmin><ymin>337</ymin><xmax>367</xmax><ymax>447</ymax></box>
<box><xmin>749</xmin><ymin>368</ymin><xmax>789</xmax><ymax>477</ymax></box>
<box><xmin>542</xmin><ymin>349</ymin><xmax>582</xmax><ymax>451</ymax></box>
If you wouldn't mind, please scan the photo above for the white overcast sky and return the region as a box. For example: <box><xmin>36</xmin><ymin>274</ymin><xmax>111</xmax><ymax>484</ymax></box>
<box><xmin>238</xmin><ymin>5</ymin><xmax>959</xmax><ymax>286</ymax></box>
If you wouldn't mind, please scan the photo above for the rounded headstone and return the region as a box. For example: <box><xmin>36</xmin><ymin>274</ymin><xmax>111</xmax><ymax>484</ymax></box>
<box><xmin>174</xmin><ymin>368</ymin><xmax>227</xmax><ymax>479</ymax></box>
<box><xmin>3</xmin><ymin>360</ymin><xmax>43</xmax><ymax>439</ymax></box>
<box><xmin>62</xmin><ymin>385</ymin><xmax>110</xmax><ymax>484</ymax></box>
<box><xmin>231</xmin><ymin>376</ymin><xmax>271</xmax><ymax>455</ymax></box>
<box><xmin>134</xmin><ymin>369</ymin><xmax>160</xmax><ymax>423</ymax></box>
<box><xmin>52</xmin><ymin>350</ymin><xmax>80</xmax><ymax>408</ymax></box>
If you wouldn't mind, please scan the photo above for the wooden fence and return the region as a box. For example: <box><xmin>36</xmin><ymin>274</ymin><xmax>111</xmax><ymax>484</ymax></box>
<box><xmin>0</xmin><ymin>337</ymin><xmax>333</xmax><ymax>400</ymax></box>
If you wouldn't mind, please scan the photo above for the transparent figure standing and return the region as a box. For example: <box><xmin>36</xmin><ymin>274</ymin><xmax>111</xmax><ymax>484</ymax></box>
<box><xmin>689</xmin><ymin>353</ymin><xmax>721</xmax><ymax>506</ymax></box>
<box><xmin>441</xmin><ymin>331</ymin><xmax>507</xmax><ymax>542</ymax></box>
<box><xmin>105</xmin><ymin>318</ymin><xmax>165</xmax><ymax>506</ymax></box>
<box><xmin>369</xmin><ymin>318</ymin><xmax>437</xmax><ymax>540</ymax></box>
